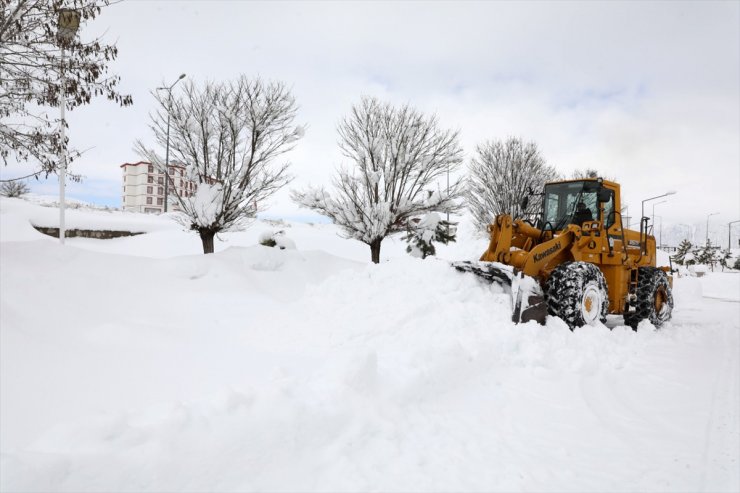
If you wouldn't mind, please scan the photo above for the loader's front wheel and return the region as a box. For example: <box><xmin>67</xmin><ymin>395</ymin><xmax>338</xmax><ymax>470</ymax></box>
<box><xmin>623</xmin><ymin>267</ymin><xmax>673</xmax><ymax>330</ymax></box>
<box><xmin>546</xmin><ymin>262</ymin><xmax>609</xmax><ymax>329</ymax></box>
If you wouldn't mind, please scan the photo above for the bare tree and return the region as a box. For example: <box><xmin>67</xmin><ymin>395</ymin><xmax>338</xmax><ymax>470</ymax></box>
<box><xmin>571</xmin><ymin>168</ymin><xmax>615</xmax><ymax>181</ymax></box>
<box><xmin>467</xmin><ymin>137</ymin><xmax>559</xmax><ymax>232</ymax></box>
<box><xmin>1</xmin><ymin>0</ymin><xmax>132</xmax><ymax>179</ymax></box>
<box><xmin>136</xmin><ymin>76</ymin><xmax>303</xmax><ymax>254</ymax></box>
<box><xmin>292</xmin><ymin>96</ymin><xmax>463</xmax><ymax>263</ymax></box>
<box><xmin>0</xmin><ymin>180</ymin><xmax>30</xmax><ymax>197</ymax></box>
<box><xmin>571</xmin><ymin>168</ymin><xmax>599</xmax><ymax>179</ymax></box>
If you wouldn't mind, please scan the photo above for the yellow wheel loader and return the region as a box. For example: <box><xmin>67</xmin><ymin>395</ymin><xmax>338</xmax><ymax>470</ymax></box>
<box><xmin>454</xmin><ymin>178</ymin><xmax>674</xmax><ymax>329</ymax></box>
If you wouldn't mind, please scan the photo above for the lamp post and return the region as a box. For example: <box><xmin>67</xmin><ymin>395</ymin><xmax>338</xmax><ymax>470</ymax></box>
<box><xmin>706</xmin><ymin>212</ymin><xmax>719</xmax><ymax>244</ymax></box>
<box><xmin>653</xmin><ymin>215</ymin><xmax>663</xmax><ymax>250</ymax></box>
<box><xmin>157</xmin><ymin>73</ymin><xmax>186</xmax><ymax>212</ymax></box>
<box><xmin>56</xmin><ymin>9</ymin><xmax>81</xmax><ymax>244</ymax></box>
<box><xmin>651</xmin><ymin>200</ymin><xmax>666</xmax><ymax>230</ymax></box>
<box><xmin>727</xmin><ymin>220</ymin><xmax>739</xmax><ymax>249</ymax></box>
<box><xmin>641</xmin><ymin>191</ymin><xmax>676</xmax><ymax>223</ymax></box>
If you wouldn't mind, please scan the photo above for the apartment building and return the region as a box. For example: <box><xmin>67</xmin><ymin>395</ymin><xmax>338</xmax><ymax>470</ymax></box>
<box><xmin>121</xmin><ymin>161</ymin><xmax>197</xmax><ymax>213</ymax></box>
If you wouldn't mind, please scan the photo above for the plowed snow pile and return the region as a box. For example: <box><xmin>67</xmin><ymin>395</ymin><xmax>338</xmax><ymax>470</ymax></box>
<box><xmin>1</xmin><ymin>197</ymin><xmax>738</xmax><ymax>492</ymax></box>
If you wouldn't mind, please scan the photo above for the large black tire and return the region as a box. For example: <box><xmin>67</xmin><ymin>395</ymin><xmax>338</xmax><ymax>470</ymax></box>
<box><xmin>623</xmin><ymin>267</ymin><xmax>673</xmax><ymax>329</ymax></box>
<box><xmin>546</xmin><ymin>262</ymin><xmax>609</xmax><ymax>329</ymax></box>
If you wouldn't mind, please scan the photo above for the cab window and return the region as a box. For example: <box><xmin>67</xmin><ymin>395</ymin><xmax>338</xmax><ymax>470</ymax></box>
<box><xmin>602</xmin><ymin>190</ymin><xmax>615</xmax><ymax>228</ymax></box>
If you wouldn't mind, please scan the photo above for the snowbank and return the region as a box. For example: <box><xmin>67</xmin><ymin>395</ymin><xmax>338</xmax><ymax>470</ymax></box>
<box><xmin>1</xmin><ymin>199</ymin><xmax>738</xmax><ymax>492</ymax></box>
<box><xmin>0</xmin><ymin>197</ymin><xmax>180</xmax><ymax>237</ymax></box>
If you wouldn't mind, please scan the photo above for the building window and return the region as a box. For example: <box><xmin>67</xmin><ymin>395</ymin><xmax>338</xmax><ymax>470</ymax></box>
<box><xmin>148</xmin><ymin>164</ymin><xmax>154</xmax><ymax>173</ymax></box>
<box><xmin>169</xmin><ymin>168</ymin><xmax>174</xmax><ymax>175</ymax></box>
<box><xmin>147</xmin><ymin>186</ymin><xmax>153</xmax><ymax>194</ymax></box>
<box><xmin>146</xmin><ymin>197</ymin><xmax>152</xmax><ymax>205</ymax></box>
<box><xmin>158</xmin><ymin>187</ymin><xmax>163</xmax><ymax>195</ymax></box>
<box><xmin>158</xmin><ymin>177</ymin><xmax>163</xmax><ymax>184</ymax></box>
<box><xmin>180</xmin><ymin>169</ymin><xmax>184</xmax><ymax>176</ymax></box>
<box><xmin>148</xmin><ymin>176</ymin><xmax>153</xmax><ymax>184</ymax></box>
<box><xmin>157</xmin><ymin>198</ymin><xmax>163</xmax><ymax>205</ymax></box>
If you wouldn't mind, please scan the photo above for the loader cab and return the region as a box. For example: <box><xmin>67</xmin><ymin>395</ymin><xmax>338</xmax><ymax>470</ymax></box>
<box><xmin>541</xmin><ymin>179</ymin><xmax>615</xmax><ymax>231</ymax></box>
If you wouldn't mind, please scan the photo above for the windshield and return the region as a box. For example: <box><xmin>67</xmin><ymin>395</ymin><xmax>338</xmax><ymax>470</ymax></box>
<box><xmin>542</xmin><ymin>181</ymin><xmax>600</xmax><ymax>229</ymax></box>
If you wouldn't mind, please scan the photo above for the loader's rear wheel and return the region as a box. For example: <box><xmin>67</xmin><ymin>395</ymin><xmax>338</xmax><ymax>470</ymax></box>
<box><xmin>546</xmin><ymin>262</ymin><xmax>609</xmax><ymax>329</ymax></box>
<box><xmin>623</xmin><ymin>267</ymin><xmax>673</xmax><ymax>330</ymax></box>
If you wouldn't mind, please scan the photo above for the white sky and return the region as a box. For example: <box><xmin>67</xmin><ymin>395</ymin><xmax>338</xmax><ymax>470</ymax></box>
<box><xmin>3</xmin><ymin>0</ymin><xmax>739</xmax><ymax>230</ymax></box>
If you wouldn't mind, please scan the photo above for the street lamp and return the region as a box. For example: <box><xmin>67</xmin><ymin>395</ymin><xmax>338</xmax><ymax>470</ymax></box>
<box><xmin>651</xmin><ymin>200</ymin><xmax>666</xmax><ymax>230</ymax></box>
<box><xmin>706</xmin><ymin>212</ymin><xmax>719</xmax><ymax>244</ymax></box>
<box><xmin>653</xmin><ymin>215</ymin><xmax>663</xmax><ymax>249</ymax></box>
<box><xmin>641</xmin><ymin>190</ymin><xmax>676</xmax><ymax>222</ymax></box>
<box><xmin>157</xmin><ymin>73</ymin><xmax>186</xmax><ymax>212</ymax></box>
<box><xmin>728</xmin><ymin>220</ymin><xmax>740</xmax><ymax>249</ymax></box>
<box><xmin>56</xmin><ymin>8</ymin><xmax>81</xmax><ymax>245</ymax></box>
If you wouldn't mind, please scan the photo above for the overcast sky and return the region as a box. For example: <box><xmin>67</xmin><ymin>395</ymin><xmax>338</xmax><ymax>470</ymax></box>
<box><xmin>3</xmin><ymin>0</ymin><xmax>738</xmax><ymax>231</ymax></box>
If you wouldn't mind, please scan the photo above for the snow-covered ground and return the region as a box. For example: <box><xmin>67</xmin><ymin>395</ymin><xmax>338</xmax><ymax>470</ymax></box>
<box><xmin>1</xmin><ymin>196</ymin><xmax>738</xmax><ymax>492</ymax></box>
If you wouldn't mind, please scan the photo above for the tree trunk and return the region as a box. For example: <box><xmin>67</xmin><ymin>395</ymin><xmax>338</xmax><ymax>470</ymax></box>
<box><xmin>370</xmin><ymin>238</ymin><xmax>382</xmax><ymax>264</ymax></box>
<box><xmin>199</xmin><ymin>228</ymin><xmax>216</xmax><ymax>254</ymax></box>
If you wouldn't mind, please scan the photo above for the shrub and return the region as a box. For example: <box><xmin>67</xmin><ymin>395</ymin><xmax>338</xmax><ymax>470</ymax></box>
<box><xmin>0</xmin><ymin>181</ymin><xmax>30</xmax><ymax>198</ymax></box>
<box><xmin>258</xmin><ymin>230</ymin><xmax>296</xmax><ymax>250</ymax></box>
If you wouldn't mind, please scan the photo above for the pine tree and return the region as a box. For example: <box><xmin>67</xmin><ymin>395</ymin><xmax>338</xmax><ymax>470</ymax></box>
<box><xmin>404</xmin><ymin>213</ymin><xmax>457</xmax><ymax>259</ymax></box>
<box><xmin>719</xmin><ymin>249</ymin><xmax>733</xmax><ymax>271</ymax></box>
<box><xmin>673</xmin><ymin>239</ymin><xmax>692</xmax><ymax>265</ymax></box>
<box><xmin>694</xmin><ymin>240</ymin><xmax>719</xmax><ymax>271</ymax></box>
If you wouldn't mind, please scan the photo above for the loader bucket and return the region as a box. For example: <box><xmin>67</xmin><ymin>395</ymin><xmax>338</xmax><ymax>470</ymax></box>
<box><xmin>451</xmin><ymin>261</ymin><xmax>548</xmax><ymax>325</ymax></box>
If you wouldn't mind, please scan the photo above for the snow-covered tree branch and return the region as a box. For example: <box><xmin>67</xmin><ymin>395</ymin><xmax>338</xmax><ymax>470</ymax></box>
<box><xmin>0</xmin><ymin>0</ymin><xmax>132</xmax><ymax>178</ymax></box>
<box><xmin>292</xmin><ymin>96</ymin><xmax>463</xmax><ymax>263</ymax></box>
<box><xmin>136</xmin><ymin>76</ymin><xmax>303</xmax><ymax>254</ymax></box>
<box><xmin>467</xmin><ymin>137</ymin><xmax>559</xmax><ymax>232</ymax></box>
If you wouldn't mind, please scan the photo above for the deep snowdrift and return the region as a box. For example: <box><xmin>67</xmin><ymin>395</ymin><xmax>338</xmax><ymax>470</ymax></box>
<box><xmin>1</xmin><ymin>197</ymin><xmax>738</xmax><ymax>492</ymax></box>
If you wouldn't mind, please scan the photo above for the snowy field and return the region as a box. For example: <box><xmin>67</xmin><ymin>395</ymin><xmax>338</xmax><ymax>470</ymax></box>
<box><xmin>1</xmin><ymin>196</ymin><xmax>738</xmax><ymax>492</ymax></box>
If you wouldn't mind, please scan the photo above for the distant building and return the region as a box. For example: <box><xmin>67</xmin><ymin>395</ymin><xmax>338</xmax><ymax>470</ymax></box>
<box><xmin>120</xmin><ymin>161</ymin><xmax>197</xmax><ymax>213</ymax></box>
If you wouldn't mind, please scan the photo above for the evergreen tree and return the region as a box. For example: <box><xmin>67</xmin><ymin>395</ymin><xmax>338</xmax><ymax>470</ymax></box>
<box><xmin>673</xmin><ymin>239</ymin><xmax>692</xmax><ymax>265</ymax></box>
<box><xmin>694</xmin><ymin>240</ymin><xmax>719</xmax><ymax>271</ymax></box>
<box><xmin>404</xmin><ymin>212</ymin><xmax>457</xmax><ymax>259</ymax></box>
<box><xmin>719</xmin><ymin>249</ymin><xmax>733</xmax><ymax>271</ymax></box>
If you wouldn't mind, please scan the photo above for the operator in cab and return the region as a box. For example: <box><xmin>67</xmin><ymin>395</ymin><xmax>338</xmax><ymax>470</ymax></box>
<box><xmin>573</xmin><ymin>201</ymin><xmax>593</xmax><ymax>225</ymax></box>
